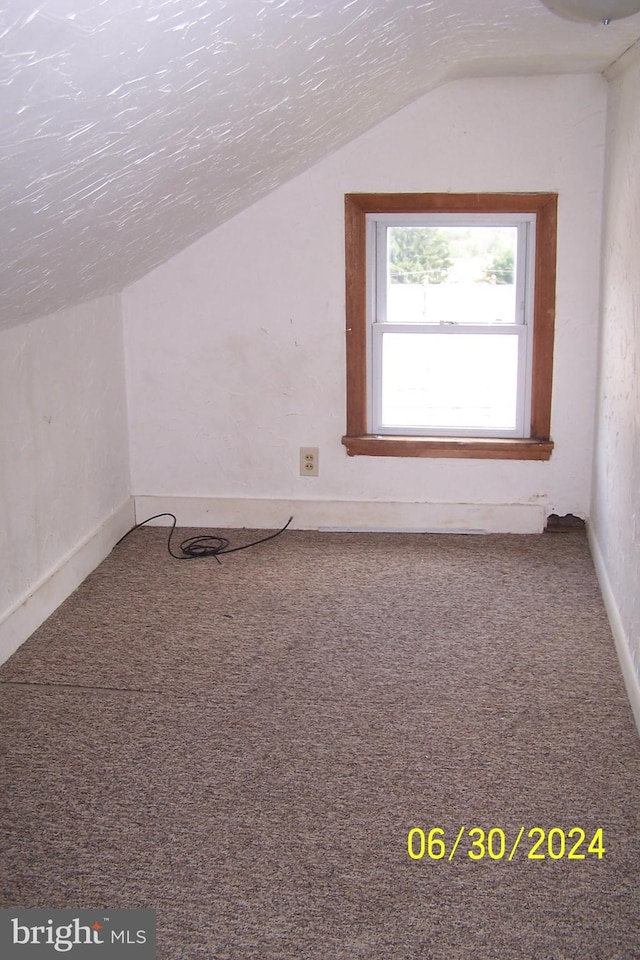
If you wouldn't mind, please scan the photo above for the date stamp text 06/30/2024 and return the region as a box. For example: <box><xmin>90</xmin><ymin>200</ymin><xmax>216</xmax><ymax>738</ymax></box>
<box><xmin>407</xmin><ymin>826</ymin><xmax>605</xmax><ymax>862</ymax></box>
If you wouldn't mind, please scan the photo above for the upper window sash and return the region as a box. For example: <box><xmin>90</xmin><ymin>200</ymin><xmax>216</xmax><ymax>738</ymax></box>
<box><xmin>367</xmin><ymin>212</ymin><xmax>536</xmax><ymax>328</ymax></box>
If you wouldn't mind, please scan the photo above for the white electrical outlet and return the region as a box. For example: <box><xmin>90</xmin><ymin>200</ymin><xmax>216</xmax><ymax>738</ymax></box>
<box><xmin>300</xmin><ymin>447</ymin><xmax>319</xmax><ymax>477</ymax></box>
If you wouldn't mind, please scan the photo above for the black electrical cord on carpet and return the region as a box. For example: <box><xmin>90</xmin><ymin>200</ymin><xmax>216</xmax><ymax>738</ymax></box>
<box><xmin>115</xmin><ymin>513</ymin><xmax>293</xmax><ymax>563</ymax></box>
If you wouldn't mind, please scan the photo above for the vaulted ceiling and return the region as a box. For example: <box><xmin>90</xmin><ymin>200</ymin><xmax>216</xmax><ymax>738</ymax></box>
<box><xmin>2</xmin><ymin>0</ymin><xmax>639</xmax><ymax>330</ymax></box>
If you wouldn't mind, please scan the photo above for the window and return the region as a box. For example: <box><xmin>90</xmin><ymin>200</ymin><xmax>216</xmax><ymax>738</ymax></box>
<box><xmin>342</xmin><ymin>193</ymin><xmax>557</xmax><ymax>460</ymax></box>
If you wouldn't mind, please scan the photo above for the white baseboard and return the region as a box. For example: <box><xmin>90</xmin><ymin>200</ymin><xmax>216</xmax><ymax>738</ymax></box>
<box><xmin>0</xmin><ymin>499</ymin><xmax>135</xmax><ymax>666</ymax></box>
<box><xmin>133</xmin><ymin>495</ymin><xmax>546</xmax><ymax>534</ymax></box>
<box><xmin>588</xmin><ymin>525</ymin><xmax>640</xmax><ymax>737</ymax></box>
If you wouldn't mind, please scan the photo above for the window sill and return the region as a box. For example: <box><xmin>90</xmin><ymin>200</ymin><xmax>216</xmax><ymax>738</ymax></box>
<box><xmin>341</xmin><ymin>435</ymin><xmax>554</xmax><ymax>460</ymax></box>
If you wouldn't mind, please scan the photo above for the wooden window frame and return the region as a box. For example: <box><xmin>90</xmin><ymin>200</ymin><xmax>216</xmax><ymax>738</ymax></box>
<box><xmin>342</xmin><ymin>192</ymin><xmax>557</xmax><ymax>460</ymax></box>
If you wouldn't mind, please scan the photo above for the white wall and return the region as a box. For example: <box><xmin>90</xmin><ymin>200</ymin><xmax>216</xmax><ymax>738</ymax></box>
<box><xmin>123</xmin><ymin>73</ymin><xmax>606</xmax><ymax>534</ymax></box>
<box><xmin>590</xmin><ymin>42</ymin><xmax>640</xmax><ymax>729</ymax></box>
<box><xmin>0</xmin><ymin>295</ymin><xmax>133</xmax><ymax>662</ymax></box>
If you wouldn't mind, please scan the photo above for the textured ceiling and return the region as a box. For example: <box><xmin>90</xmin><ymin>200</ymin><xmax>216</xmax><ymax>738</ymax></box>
<box><xmin>2</xmin><ymin>0</ymin><xmax>640</xmax><ymax>329</ymax></box>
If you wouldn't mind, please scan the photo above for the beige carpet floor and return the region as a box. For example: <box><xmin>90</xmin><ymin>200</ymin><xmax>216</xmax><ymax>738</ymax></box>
<box><xmin>1</xmin><ymin>527</ymin><xmax>639</xmax><ymax>958</ymax></box>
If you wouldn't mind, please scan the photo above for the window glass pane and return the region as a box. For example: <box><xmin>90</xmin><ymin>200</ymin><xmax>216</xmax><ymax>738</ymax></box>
<box><xmin>386</xmin><ymin>226</ymin><xmax>518</xmax><ymax>324</ymax></box>
<box><xmin>381</xmin><ymin>332</ymin><xmax>519</xmax><ymax>430</ymax></box>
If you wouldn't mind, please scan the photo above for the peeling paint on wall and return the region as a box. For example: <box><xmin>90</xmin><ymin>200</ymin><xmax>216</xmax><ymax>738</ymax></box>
<box><xmin>592</xmin><ymin>41</ymin><xmax>640</xmax><ymax>690</ymax></box>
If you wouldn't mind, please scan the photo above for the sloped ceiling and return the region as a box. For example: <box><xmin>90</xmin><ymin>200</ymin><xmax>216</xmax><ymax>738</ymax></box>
<box><xmin>2</xmin><ymin>0</ymin><xmax>639</xmax><ymax>329</ymax></box>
